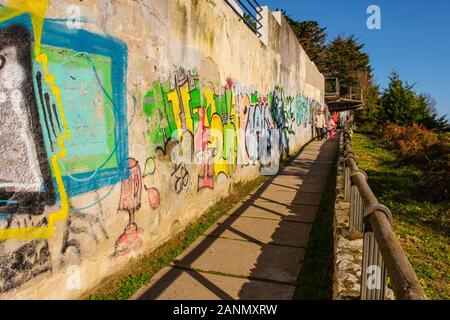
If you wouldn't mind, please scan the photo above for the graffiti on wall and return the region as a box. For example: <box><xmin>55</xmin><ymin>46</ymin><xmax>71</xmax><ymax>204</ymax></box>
<box><xmin>142</xmin><ymin>69</ymin><xmax>319</xmax><ymax>183</ymax></box>
<box><xmin>0</xmin><ymin>3</ymin><xmax>129</xmax><ymax>240</ymax></box>
<box><xmin>0</xmin><ymin>0</ymin><xmax>129</xmax><ymax>292</ymax></box>
<box><xmin>114</xmin><ymin>158</ymin><xmax>144</xmax><ymax>257</ymax></box>
<box><xmin>0</xmin><ymin>0</ymin><xmax>324</xmax><ymax>294</ymax></box>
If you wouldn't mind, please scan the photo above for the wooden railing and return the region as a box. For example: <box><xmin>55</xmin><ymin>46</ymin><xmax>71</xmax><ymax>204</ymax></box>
<box><xmin>342</xmin><ymin>127</ymin><xmax>427</xmax><ymax>300</ymax></box>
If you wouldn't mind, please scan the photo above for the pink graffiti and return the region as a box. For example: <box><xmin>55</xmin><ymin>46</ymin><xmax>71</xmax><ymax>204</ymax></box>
<box><xmin>146</xmin><ymin>187</ymin><xmax>160</xmax><ymax>209</ymax></box>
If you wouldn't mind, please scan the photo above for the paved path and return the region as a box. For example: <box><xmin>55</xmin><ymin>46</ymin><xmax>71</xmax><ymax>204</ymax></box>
<box><xmin>132</xmin><ymin>134</ymin><xmax>340</xmax><ymax>300</ymax></box>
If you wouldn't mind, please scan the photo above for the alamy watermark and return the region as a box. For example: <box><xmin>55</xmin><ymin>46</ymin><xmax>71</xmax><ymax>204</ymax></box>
<box><xmin>366</xmin><ymin>264</ymin><xmax>383</xmax><ymax>290</ymax></box>
<box><xmin>66</xmin><ymin>265</ymin><xmax>81</xmax><ymax>290</ymax></box>
<box><xmin>367</xmin><ymin>5</ymin><xmax>381</xmax><ymax>30</ymax></box>
<box><xmin>66</xmin><ymin>5</ymin><xmax>82</xmax><ymax>30</ymax></box>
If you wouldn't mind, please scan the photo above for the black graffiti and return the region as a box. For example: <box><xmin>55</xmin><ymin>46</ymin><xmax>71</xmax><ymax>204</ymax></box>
<box><xmin>60</xmin><ymin>210</ymin><xmax>109</xmax><ymax>265</ymax></box>
<box><xmin>171</xmin><ymin>162</ymin><xmax>190</xmax><ymax>193</ymax></box>
<box><xmin>0</xmin><ymin>24</ymin><xmax>56</xmax><ymax>216</ymax></box>
<box><xmin>0</xmin><ymin>239</ymin><xmax>52</xmax><ymax>293</ymax></box>
<box><xmin>0</xmin><ymin>54</ymin><xmax>5</xmax><ymax>69</ymax></box>
<box><xmin>36</xmin><ymin>71</ymin><xmax>62</xmax><ymax>150</ymax></box>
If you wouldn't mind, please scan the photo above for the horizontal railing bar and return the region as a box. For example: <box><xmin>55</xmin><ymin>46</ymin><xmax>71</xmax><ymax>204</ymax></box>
<box><xmin>367</xmin><ymin>211</ymin><xmax>428</xmax><ymax>300</ymax></box>
<box><xmin>343</xmin><ymin>128</ymin><xmax>427</xmax><ymax>300</ymax></box>
<box><xmin>223</xmin><ymin>0</ymin><xmax>261</xmax><ymax>37</ymax></box>
<box><xmin>251</xmin><ymin>0</ymin><xmax>262</xmax><ymax>9</ymax></box>
<box><xmin>235</xmin><ymin>0</ymin><xmax>258</xmax><ymax>19</ymax></box>
<box><xmin>241</xmin><ymin>0</ymin><xmax>259</xmax><ymax>15</ymax></box>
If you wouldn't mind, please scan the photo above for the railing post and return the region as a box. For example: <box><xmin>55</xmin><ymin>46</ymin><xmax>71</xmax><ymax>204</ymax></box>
<box><xmin>361</xmin><ymin>229</ymin><xmax>388</xmax><ymax>300</ymax></box>
<box><xmin>349</xmin><ymin>185</ymin><xmax>364</xmax><ymax>232</ymax></box>
<box><xmin>344</xmin><ymin>167</ymin><xmax>351</xmax><ymax>201</ymax></box>
<box><xmin>342</xmin><ymin>128</ymin><xmax>427</xmax><ymax>300</ymax></box>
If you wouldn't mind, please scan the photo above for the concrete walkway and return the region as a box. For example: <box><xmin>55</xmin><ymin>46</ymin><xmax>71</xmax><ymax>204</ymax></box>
<box><xmin>132</xmin><ymin>134</ymin><xmax>340</xmax><ymax>300</ymax></box>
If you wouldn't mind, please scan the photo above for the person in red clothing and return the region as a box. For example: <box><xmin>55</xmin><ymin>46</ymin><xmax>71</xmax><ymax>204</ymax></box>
<box><xmin>332</xmin><ymin>112</ymin><xmax>339</xmax><ymax>123</ymax></box>
<box><xmin>327</xmin><ymin>118</ymin><xmax>336</xmax><ymax>141</ymax></box>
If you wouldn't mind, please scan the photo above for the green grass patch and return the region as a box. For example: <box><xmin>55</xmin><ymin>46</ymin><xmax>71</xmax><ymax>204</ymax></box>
<box><xmin>352</xmin><ymin>133</ymin><xmax>450</xmax><ymax>300</ymax></box>
<box><xmin>294</xmin><ymin>149</ymin><xmax>338</xmax><ymax>300</ymax></box>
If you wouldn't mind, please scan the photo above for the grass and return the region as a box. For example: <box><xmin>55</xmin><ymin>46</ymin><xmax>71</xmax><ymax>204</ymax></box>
<box><xmin>83</xmin><ymin>175</ymin><xmax>268</xmax><ymax>300</ymax></box>
<box><xmin>294</xmin><ymin>149</ymin><xmax>337</xmax><ymax>300</ymax></box>
<box><xmin>352</xmin><ymin>133</ymin><xmax>450</xmax><ymax>300</ymax></box>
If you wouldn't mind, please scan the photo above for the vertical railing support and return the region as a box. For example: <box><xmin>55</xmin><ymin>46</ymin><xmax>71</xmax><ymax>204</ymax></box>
<box><xmin>361</xmin><ymin>231</ymin><xmax>388</xmax><ymax>300</ymax></box>
<box><xmin>349</xmin><ymin>185</ymin><xmax>364</xmax><ymax>232</ymax></box>
<box><xmin>344</xmin><ymin>167</ymin><xmax>351</xmax><ymax>201</ymax></box>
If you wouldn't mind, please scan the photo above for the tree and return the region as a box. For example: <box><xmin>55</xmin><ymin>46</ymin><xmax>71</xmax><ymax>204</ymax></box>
<box><xmin>354</xmin><ymin>83</ymin><xmax>381</xmax><ymax>131</ymax></box>
<box><xmin>325</xmin><ymin>35</ymin><xmax>373</xmax><ymax>90</ymax></box>
<box><xmin>380</xmin><ymin>71</ymin><xmax>421</xmax><ymax>125</ymax></box>
<box><xmin>420</xmin><ymin>94</ymin><xmax>449</xmax><ymax>131</ymax></box>
<box><xmin>379</xmin><ymin>71</ymin><xmax>448</xmax><ymax>130</ymax></box>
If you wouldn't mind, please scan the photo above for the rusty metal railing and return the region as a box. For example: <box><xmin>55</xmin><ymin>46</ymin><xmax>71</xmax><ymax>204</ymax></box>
<box><xmin>342</xmin><ymin>127</ymin><xmax>427</xmax><ymax>300</ymax></box>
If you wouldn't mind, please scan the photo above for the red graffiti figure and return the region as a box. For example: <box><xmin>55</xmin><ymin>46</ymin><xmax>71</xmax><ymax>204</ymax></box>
<box><xmin>114</xmin><ymin>158</ymin><xmax>144</xmax><ymax>257</ymax></box>
<box><xmin>196</xmin><ymin>107</ymin><xmax>214</xmax><ymax>189</ymax></box>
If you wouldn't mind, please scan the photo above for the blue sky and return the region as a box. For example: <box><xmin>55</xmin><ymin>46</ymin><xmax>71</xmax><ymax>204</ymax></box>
<box><xmin>262</xmin><ymin>0</ymin><xmax>450</xmax><ymax>118</ymax></box>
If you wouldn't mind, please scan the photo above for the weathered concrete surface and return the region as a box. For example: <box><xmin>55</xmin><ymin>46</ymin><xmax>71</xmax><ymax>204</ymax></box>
<box><xmin>132</xmin><ymin>267</ymin><xmax>295</xmax><ymax>300</ymax></box>
<box><xmin>204</xmin><ymin>216</ymin><xmax>312</xmax><ymax>247</ymax></box>
<box><xmin>226</xmin><ymin>202</ymin><xmax>319</xmax><ymax>223</ymax></box>
<box><xmin>0</xmin><ymin>0</ymin><xmax>327</xmax><ymax>299</ymax></box>
<box><xmin>132</xmin><ymin>137</ymin><xmax>340</xmax><ymax>300</ymax></box>
<box><xmin>173</xmin><ymin>236</ymin><xmax>305</xmax><ymax>284</ymax></box>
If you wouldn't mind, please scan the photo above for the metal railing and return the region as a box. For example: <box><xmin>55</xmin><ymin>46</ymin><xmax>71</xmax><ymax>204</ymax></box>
<box><xmin>325</xmin><ymin>77</ymin><xmax>363</xmax><ymax>102</ymax></box>
<box><xmin>325</xmin><ymin>77</ymin><xmax>340</xmax><ymax>96</ymax></box>
<box><xmin>223</xmin><ymin>0</ymin><xmax>263</xmax><ymax>37</ymax></box>
<box><xmin>340</xmin><ymin>84</ymin><xmax>363</xmax><ymax>101</ymax></box>
<box><xmin>342</xmin><ymin>126</ymin><xmax>427</xmax><ymax>300</ymax></box>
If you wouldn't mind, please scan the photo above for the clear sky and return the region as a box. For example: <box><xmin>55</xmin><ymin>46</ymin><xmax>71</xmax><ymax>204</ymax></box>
<box><xmin>262</xmin><ymin>0</ymin><xmax>450</xmax><ymax>119</ymax></box>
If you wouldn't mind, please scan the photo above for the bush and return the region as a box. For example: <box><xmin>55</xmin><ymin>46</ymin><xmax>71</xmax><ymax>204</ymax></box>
<box><xmin>381</xmin><ymin>124</ymin><xmax>449</xmax><ymax>202</ymax></box>
<box><xmin>382</xmin><ymin>124</ymin><xmax>440</xmax><ymax>162</ymax></box>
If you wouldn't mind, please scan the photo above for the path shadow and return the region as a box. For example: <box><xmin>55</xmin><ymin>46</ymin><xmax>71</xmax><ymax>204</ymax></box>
<box><xmin>135</xmin><ymin>134</ymin><xmax>340</xmax><ymax>300</ymax></box>
<box><xmin>237</xmin><ymin>132</ymin><xmax>340</xmax><ymax>300</ymax></box>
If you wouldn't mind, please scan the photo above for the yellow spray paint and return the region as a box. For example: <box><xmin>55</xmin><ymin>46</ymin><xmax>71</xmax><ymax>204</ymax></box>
<box><xmin>167</xmin><ymin>89</ymin><xmax>182</xmax><ymax>140</ymax></box>
<box><xmin>0</xmin><ymin>0</ymin><xmax>71</xmax><ymax>239</ymax></box>
<box><xmin>203</xmin><ymin>88</ymin><xmax>216</xmax><ymax>127</ymax></box>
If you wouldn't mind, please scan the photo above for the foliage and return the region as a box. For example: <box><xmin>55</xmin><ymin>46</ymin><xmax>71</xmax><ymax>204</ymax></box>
<box><xmin>353</xmin><ymin>133</ymin><xmax>449</xmax><ymax>300</ymax></box>
<box><xmin>281</xmin><ymin>10</ymin><xmax>379</xmax><ymax>125</ymax></box>
<box><xmin>324</xmin><ymin>35</ymin><xmax>373</xmax><ymax>90</ymax></box>
<box><xmin>380</xmin><ymin>71</ymin><xmax>436</xmax><ymax>127</ymax></box>
<box><xmin>281</xmin><ymin>10</ymin><xmax>372</xmax><ymax>88</ymax></box>
<box><xmin>355</xmin><ymin>71</ymin><xmax>448</xmax><ymax>132</ymax></box>
<box><xmin>279</xmin><ymin>9</ymin><xmax>448</xmax><ymax>134</ymax></box>
<box><xmin>382</xmin><ymin>124</ymin><xmax>439</xmax><ymax>162</ymax></box>
<box><xmin>243</xmin><ymin>12</ymin><xmax>257</xmax><ymax>30</ymax></box>
<box><xmin>381</xmin><ymin>124</ymin><xmax>450</xmax><ymax>202</ymax></box>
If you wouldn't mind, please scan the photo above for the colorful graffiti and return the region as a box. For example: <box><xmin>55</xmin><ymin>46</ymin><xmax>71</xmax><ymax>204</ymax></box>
<box><xmin>0</xmin><ymin>0</ymin><xmax>130</xmax><ymax>293</ymax></box>
<box><xmin>0</xmin><ymin>1</ymin><xmax>128</xmax><ymax>240</ymax></box>
<box><xmin>143</xmin><ymin>69</ymin><xmax>238</xmax><ymax>184</ymax></box>
<box><xmin>142</xmin><ymin>69</ymin><xmax>319</xmax><ymax>184</ymax></box>
<box><xmin>114</xmin><ymin>158</ymin><xmax>143</xmax><ymax>257</ymax></box>
<box><xmin>0</xmin><ymin>0</ymin><xmax>324</xmax><ymax>296</ymax></box>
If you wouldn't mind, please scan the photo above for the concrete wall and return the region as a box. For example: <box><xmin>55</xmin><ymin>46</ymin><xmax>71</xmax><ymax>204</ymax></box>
<box><xmin>0</xmin><ymin>0</ymin><xmax>324</xmax><ymax>299</ymax></box>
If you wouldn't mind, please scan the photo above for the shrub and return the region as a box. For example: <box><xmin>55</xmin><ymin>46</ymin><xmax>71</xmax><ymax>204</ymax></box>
<box><xmin>382</xmin><ymin>124</ymin><xmax>442</xmax><ymax>163</ymax></box>
<box><xmin>381</xmin><ymin>124</ymin><xmax>449</xmax><ymax>202</ymax></box>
